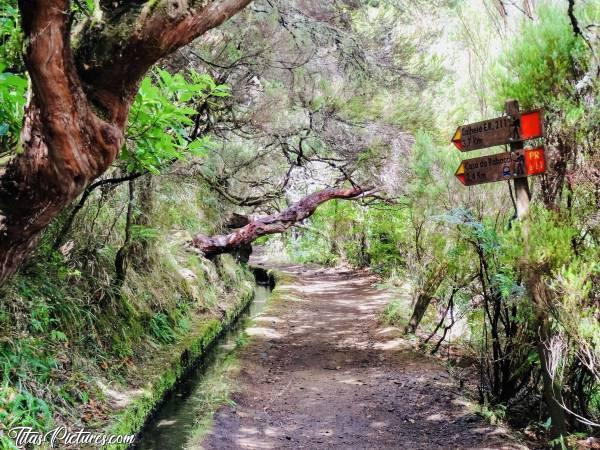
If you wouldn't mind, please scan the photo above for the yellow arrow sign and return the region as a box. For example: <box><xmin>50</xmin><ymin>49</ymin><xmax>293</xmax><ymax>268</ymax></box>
<box><xmin>454</xmin><ymin>161</ymin><xmax>466</xmax><ymax>185</ymax></box>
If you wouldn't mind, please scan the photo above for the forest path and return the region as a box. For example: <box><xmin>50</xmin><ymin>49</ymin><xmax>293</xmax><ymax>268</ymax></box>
<box><xmin>199</xmin><ymin>262</ymin><xmax>526</xmax><ymax>449</ymax></box>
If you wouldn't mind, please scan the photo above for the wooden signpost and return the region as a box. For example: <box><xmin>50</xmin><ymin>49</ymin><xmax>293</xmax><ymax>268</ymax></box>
<box><xmin>451</xmin><ymin>109</ymin><xmax>544</xmax><ymax>152</ymax></box>
<box><xmin>455</xmin><ymin>147</ymin><xmax>546</xmax><ymax>186</ymax></box>
<box><xmin>452</xmin><ymin>100</ymin><xmax>546</xmax><ymax>218</ymax></box>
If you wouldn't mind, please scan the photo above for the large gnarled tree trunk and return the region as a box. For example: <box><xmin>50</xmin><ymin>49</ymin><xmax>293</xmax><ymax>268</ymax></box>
<box><xmin>192</xmin><ymin>186</ymin><xmax>371</xmax><ymax>258</ymax></box>
<box><xmin>0</xmin><ymin>0</ymin><xmax>252</xmax><ymax>284</ymax></box>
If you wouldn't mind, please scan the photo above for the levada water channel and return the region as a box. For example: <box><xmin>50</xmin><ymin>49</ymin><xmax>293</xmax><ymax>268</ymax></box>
<box><xmin>132</xmin><ymin>267</ymin><xmax>274</xmax><ymax>449</ymax></box>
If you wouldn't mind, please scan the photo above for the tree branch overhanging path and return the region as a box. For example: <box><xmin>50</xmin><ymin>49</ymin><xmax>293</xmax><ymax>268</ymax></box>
<box><xmin>192</xmin><ymin>186</ymin><xmax>377</xmax><ymax>258</ymax></box>
<box><xmin>0</xmin><ymin>0</ymin><xmax>253</xmax><ymax>284</ymax></box>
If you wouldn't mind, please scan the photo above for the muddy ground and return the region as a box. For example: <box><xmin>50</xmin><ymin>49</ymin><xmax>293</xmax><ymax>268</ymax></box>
<box><xmin>199</xmin><ymin>264</ymin><xmax>527</xmax><ymax>449</ymax></box>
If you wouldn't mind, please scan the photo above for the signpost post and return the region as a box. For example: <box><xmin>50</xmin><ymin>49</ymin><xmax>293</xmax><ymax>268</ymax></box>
<box><xmin>506</xmin><ymin>100</ymin><xmax>532</xmax><ymax>219</ymax></box>
<box><xmin>451</xmin><ymin>99</ymin><xmax>546</xmax><ymax>219</ymax></box>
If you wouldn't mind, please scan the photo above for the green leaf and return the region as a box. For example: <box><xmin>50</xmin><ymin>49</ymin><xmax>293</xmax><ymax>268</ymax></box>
<box><xmin>122</xmin><ymin>68</ymin><xmax>228</xmax><ymax>174</ymax></box>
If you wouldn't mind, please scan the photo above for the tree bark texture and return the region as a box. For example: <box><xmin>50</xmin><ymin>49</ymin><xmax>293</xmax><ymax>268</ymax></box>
<box><xmin>192</xmin><ymin>187</ymin><xmax>369</xmax><ymax>258</ymax></box>
<box><xmin>526</xmin><ymin>268</ymin><xmax>568</xmax><ymax>444</ymax></box>
<box><xmin>404</xmin><ymin>265</ymin><xmax>447</xmax><ymax>334</ymax></box>
<box><xmin>0</xmin><ymin>0</ymin><xmax>252</xmax><ymax>284</ymax></box>
<box><xmin>405</xmin><ymin>293</ymin><xmax>434</xmax><ymax>335</ymax></box>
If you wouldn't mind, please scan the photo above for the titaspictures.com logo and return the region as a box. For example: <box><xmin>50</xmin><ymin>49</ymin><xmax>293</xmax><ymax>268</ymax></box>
<box><xmin>2</xmin><ymin>426</ymin><xmax>136</xmax><ymax>448</ymax></box>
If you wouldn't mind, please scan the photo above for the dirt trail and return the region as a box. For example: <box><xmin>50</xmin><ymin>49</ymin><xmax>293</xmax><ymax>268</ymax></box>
<box><xmin>200</xmin><ymin>264</ymin><xmax>526</xmax><ymax>449</ymax></box>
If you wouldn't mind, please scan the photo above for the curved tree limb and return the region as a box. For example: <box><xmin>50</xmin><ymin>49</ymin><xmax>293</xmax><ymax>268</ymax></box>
<box><xmin>75</xmin><ymin>0</ymin><xmax>254</xmax><ymax>115</ymax></box>
<box><xmin>191</xmin><ymin>186</ymin><xmax>375</xmax><ymax>258</ymax></box>
<box><xmin>0</xmin><ymin>0</ymin><xmax>122</xmax><ymax>281</ymax></box>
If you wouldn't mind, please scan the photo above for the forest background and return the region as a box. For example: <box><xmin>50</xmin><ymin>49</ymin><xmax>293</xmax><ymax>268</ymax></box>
<box><xmin>0</xmin><ymin>0</ymin><xmax>598</xmax><ymax>448</ymax></box>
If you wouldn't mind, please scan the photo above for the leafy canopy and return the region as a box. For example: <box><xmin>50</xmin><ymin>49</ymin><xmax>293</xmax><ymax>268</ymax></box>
<box><xmin>123</xmin><ymin>68</ymin><xmax>230</xmax><ymax>174</ymax></box>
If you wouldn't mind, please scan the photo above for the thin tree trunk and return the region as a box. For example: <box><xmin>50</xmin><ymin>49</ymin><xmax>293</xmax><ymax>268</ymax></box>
<box><xmin>527</xmin><ymin>269</ymin><xmax>568</xmax><ymax>444</ymax></box>
<box><xmin>331</xmin><ymin>201</ymin><xmax>339</xmax><ymax>255</ymax></box>
<box><xmin>114</xmin><ymin>180</ymin><xmax>135</xmax><ymax>289</ymax></box>
<box><xmin>404</xmin><ymin>265</ymin><xmax>447</xmax><ymax>334</ymax></box>
<box><xmin>131</xmin><ymin>174</ymin><xmax>154</xmax><ymax>268</ymax></box>
<box><xmin>405</xmin><ymin>293</ymin><xmax>434</xmax><ymax>334</ymax></box>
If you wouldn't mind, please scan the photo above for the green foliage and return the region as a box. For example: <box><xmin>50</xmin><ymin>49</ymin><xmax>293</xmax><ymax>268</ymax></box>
<box><xmin>0</xmin><ymin>0</ymin><xmax>597</xmax><ymax>446</ymax></box>
<box><xmin>0</xmin><ymin>386</ymin><xmax>52</xmax><ymax>430</ymax></box>
<box><xmin>361</xmin><ymin>206</ymin><xmax>408</xmax><ymax>273</ymax></box>
<box><xmin>149</xmin><ymin>313</ymin><xmax>176</xmax><ymax>344</ymax></box>
<box><xmin>492</xmin><ymin>4</ymin><xmax>590</xmax><ymax>111</ymax></box>
<box><xmin>0</xmin><ymin>340</ymin><xmax>57</xmax><ymax>384</ymax></box>
<box><xmin>0</xmin><ymin>0</ymin><xmax>25</xmax><ymax>152</ymax></box>
<box><xmin>408</xmin><ymin>131</ymin><xmax>459</xmax><ymax>203</ymax></box>
<box><xmin>71</xmin><ymin>0</ymin><xmax>96</xmax><ymax>16</ymax></box>
<box><xmin>282</xmin><ymin>197</ymin><xmax>408</xmax><ymax>273</ymax></box>
<box><xmin>475</xmin><ymin>403</ymin><xmax>507</xmax><ymax>425</ymax></box>
<box><xmin>0</xmin><ymin>66</ymin><xmax>26</xmax><ymax>150</ymax></box>
<box><xmin>0</xmin><ymin>0</ymin><xmax>22</xmax><ymax>70</ymax></box>
<box><xmin>131</xmin><ymin>224</ymin><xmax>161</xmax><ymax>242</ymax></box>
<box><xmin>381</xmin><ymin>297</ymin><xmax>412</xmax><ymax>327</ymax></box>
<box><xmin>0</xmin><ymin>227</ymin><xmax>254</xmax><ymax>446</ymax></box>
<box><xmin>500</xmin><ymin>207</ymin><xmax>580</xmax><ymax>269</ymax></box>
<box><xmin>123</xmin><ymin>69</ymin><xmax>229</xmax><ymax>174</ymax></box>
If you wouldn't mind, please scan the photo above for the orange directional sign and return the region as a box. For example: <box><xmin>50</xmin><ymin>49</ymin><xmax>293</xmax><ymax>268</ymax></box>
<box><xmin>523</xmin><ymin>147</ymin><xmax>546</xmax><ymax>175</ymax></box>
<box><xmin>451</xmin><ymin>110</ymin><xmax>544</xmax><ymax>152</ymax></box>
<box><xmin>455</xmin><ymin>147</ymin><xmax>546</xmax><ymax>186</ymax></box>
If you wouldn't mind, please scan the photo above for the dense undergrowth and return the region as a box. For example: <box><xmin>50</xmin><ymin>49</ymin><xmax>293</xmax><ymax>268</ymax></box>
<box><xmin>0</xmin><ymin>174</ymin><xmax>253</xmax><ymax>448</ymax></box>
